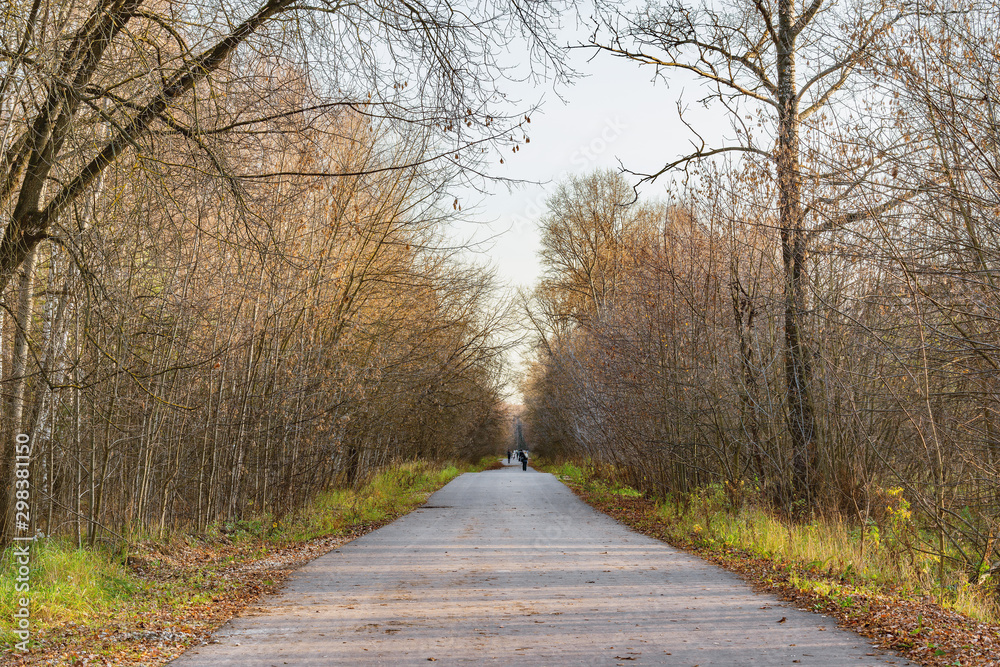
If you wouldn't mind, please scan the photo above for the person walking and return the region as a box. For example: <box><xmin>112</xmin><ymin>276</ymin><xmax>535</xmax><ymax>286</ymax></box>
<box><xmin>507</xmin><ymin>450</ymin><xmax>511</xmax><ymax>464</ymax></box>
<box><xmin>519</xmin><ymin>450</ymin><xmax>527</xmax><ymax>471</ymax></box>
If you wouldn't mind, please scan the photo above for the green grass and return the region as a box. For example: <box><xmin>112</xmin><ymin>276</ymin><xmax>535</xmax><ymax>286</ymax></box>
<box><xmin>0</xmin><ymin>539</ymin><xmax>139</xmax><ymax>645</ymax></box>
<box><xmin>546</xmin><ymin>460</ymin><xmax>642</xmax><ymax>498</ymax></box>
<box><xmin>0</xmin><ymin>459</ymin><xmax>472</xmax><ymax>648</ymax></box>
<box><xmin>548</xmin><ymin>460</ymin><xmax>586</xmax><ymax>485</ymax></box>
<box><xmin>278</xmin><ymin>460</ymin><xmax>466</xmax><ymax>541</ymax></box>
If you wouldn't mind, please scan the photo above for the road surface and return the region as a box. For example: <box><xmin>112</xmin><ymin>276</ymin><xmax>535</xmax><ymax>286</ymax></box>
<box><xmin>170</xmin><ymin>462</ymin><xmax>910</xmax><ymax>666</ymax></box>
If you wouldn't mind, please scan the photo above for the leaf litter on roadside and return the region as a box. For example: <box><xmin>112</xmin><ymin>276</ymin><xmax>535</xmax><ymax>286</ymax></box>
<box><xmin>567</xmin><ymin>482</ymin><xmax>1000</xmax><ymax>667</ymax></box>
<box><xmin>1</xmin><ymin>520</ymin><xmax>398</xmax><ymax>666</ymax></box>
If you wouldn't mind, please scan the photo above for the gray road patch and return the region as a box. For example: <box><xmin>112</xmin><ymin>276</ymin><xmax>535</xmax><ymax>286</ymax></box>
<box><xmin>170</xmin><ymin>463</ymin><xmax>911</xmax><ymax>666</ymax></box>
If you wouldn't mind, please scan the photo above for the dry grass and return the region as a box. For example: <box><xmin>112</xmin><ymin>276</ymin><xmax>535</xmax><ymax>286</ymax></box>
<box><xmin>547</xmin><ymin>460</ymin><xmax>998</xmax><ymax>624</ymax></box>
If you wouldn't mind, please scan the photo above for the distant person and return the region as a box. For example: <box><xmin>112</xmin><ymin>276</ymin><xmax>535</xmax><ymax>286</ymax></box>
<box><xmin>507</xmin><ymin>450</ymin><xmax>511</xmax><ymax>463</ymax></box>
<box><xmin>519</xmin><ymin>450</ymin><xmax>527</xmax><ymax>471</ymax></box>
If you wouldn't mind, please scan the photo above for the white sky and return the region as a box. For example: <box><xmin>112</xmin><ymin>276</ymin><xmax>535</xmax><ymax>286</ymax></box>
<box><xmin>452</xmin><ymin>15</ymin><xmax>729</xmax><ymax>292</ymax></box>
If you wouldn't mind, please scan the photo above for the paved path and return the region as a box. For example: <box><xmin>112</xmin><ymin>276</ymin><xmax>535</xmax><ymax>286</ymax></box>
<box><xmin>170</xmin><ymin>463</ymin><xmax>911</xmax><ymax>666</ymax></box>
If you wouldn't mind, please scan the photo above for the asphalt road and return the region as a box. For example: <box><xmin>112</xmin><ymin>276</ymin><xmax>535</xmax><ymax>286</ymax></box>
<box><xmin>169</xmin><ymin>462</ymin><xmax>911</xmax><ymax>666</ymax></box>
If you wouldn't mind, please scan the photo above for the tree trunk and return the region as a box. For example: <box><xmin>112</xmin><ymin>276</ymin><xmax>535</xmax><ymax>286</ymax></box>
<box><xmin>777</xmin><ymin>0</ymin><xmax>816</xmax><ymax>505</ymax></box>
<box><xmin>0</xmin><ymin>247</ymin><xmax>36</xmax><ymax>546</ymax></box>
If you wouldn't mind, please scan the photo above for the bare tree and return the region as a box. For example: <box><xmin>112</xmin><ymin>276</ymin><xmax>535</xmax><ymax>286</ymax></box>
<box><xmin>0</xmin><ymin>0</ymin><xmax>569</xmax><ymax>545</ymax></box>
<box><xmin>582</xmin><ymin>0</ymin><xmax>900</xmax><ymax>502</ymax></box>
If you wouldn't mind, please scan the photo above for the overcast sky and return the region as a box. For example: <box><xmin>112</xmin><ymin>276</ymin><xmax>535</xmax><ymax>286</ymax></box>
<box><xmin>452</xmin><ymin>12</ymin><xmax>729</xmax><ymax>293</ymax></box>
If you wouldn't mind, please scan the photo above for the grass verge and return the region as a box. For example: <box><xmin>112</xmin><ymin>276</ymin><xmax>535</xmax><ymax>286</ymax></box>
<box><xmin>1</xmin><ymin>458</ymin><xmax>483</xmax><ymax>666</ymax></box>
<box><xmin>540</xmin><ymin>459</ymin><xmax>1000</xmax><ymax>667</ymax></box>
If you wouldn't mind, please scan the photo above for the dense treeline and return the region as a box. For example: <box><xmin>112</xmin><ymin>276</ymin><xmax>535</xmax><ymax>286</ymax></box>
<box><xmin>3</xmin><ymin>108</ymin><xmax>512</xmax><ymax>544</ymax></box>
<box><xmin>524</xmin><ymin>1</ymin><xmax>1000</xmax><ymax>589</ymax></box>
<box><xmin>0</xmin><ymin>0</ymin><xmax>564</xmax><ymax>546</ymax></box>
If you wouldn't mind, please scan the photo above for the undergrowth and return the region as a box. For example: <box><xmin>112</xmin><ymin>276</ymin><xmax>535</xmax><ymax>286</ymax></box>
<box><xmin>0</xmin><ymin>458</ymin><xmax>479</xmax><ymax>649</ymax></box>
<box><xmin>543</xmin><ymin>459</ymin><xmax>999</xmax><ymax>624</ymax></box>
<box><xmin>271</xmin><ymin>460</ymin><xmax>466</xmax><ymax>542</ymax></box>
<box><xmin>0</xmin><ymin>540</ymin><xmax>137</xmax><ymax>630</ymax></box>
